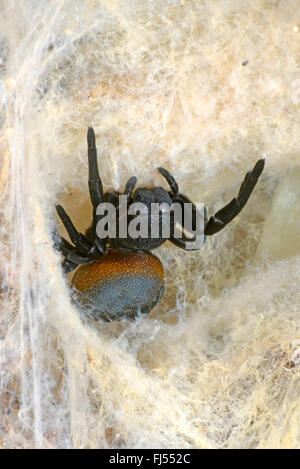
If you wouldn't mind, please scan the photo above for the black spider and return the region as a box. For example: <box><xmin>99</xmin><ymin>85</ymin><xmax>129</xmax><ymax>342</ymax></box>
<box><xmin>55</xmin><ymin>127</ymin><xmax>265</xmax><ymax>321</ymax></box>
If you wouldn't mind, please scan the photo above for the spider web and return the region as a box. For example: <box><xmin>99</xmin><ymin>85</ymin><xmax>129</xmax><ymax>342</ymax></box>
<box><xmin>0</xmin><ymin>0</ymin><xmax>300</xmax><ymax>449</ymax></box>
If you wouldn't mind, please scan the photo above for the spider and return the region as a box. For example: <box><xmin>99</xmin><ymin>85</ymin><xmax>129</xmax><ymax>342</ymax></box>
<box><xmin>55</xmin><ymin>127</ymin><xmax>265</xmax><ymax>322</ymax></box>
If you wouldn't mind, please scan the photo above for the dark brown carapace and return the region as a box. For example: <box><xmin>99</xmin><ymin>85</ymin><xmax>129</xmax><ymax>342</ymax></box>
<box><xmin>72</xmin><ymin>250</ymin><xmax>164</xmax><ymax>322</ymax></box>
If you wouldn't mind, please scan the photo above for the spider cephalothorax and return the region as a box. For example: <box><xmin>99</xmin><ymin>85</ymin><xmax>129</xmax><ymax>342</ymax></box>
<box><xmin>55</xmin><ymin>127</ymin><xmax>265</xmax><ymax>321</ymax></box>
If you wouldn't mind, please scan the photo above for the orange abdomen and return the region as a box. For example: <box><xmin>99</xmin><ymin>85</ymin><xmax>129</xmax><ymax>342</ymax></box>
<box><xmin>72</xmin><ymin>250</ymin><xmax>164</xmax><ymax>321</ymax></box>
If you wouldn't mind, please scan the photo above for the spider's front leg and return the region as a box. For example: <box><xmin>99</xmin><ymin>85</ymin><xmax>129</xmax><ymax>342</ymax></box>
<box><xmin>157</xmin><ymin>167</ymin><xmax>202</xmax><ymax>249</ymax></box>
<box><xmin>55</xmin><ymin>128</ymin><xmax>107</xmax><ymax>273</ymax></box>
<box><xmin>204</xmin><ymin>159</ymin><xmax>265</xmax><ymax>236</ymax></box>
<box><xmin>157</xmin><ymin>159</ymin><xmax>265</xmax><ymax>249</ymax></box>
<box><xmin>87</xmin><ymin>127</ymin><xmax>107</xmax><ymax>255</ymax></box>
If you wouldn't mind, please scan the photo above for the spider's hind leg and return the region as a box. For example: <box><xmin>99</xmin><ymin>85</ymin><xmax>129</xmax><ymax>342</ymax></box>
<box><xmin>204</xmin><ymin>159</ymin><xmax>265</xmax><ymax>236</ymax></box>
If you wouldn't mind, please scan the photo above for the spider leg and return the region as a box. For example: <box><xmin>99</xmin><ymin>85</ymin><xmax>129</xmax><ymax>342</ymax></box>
<box><xmin>53</xmin><ymin>230</ymin><xmax>82</xmax><ymax>273</ymax></box>
<box><xmin>204</xmin><ymin>159</ymin><xmax>265</xmax><ymax>236</ymax></box>
<box><xmin>157</xmin><ymin>167</ymin><xmax>179</xmax><ymax>197</ymax></box>
<box><xmin>168</xmin><ymin>195</ymin><xmax>206</xmax><ymax>251</ymax></box>
<box><xmin>124</xmin><ymin>176</ymin><xmax>137</xmax><ymax>197</ymax></box>
<box><xmin>62</xmin><ymin>259</ymin><xmax>79</xmax><ymax>274</ymax></box>
<box><xmin>57</xmin><ymin>237</ymin><xmax>89</xmax><ymax>260</ymax></box>
<box><xmin>156</xmin><ymin>168</ymin><xmax>206</xmax><ymax>248</ymax></box>
<box><xmin>87</xmin><ymin>219</ymin><xmax>107</xmax><ymax>256</ymax></box>
<box><xmin>172</xmin><ymin>193</ymin><xmax>200</xmax><ymax>232</ymax></box>
<box><xmin>87</xmin><ymin>127</ymin><xmax>107</xmax><ymax>255</ymax></box>
<box><xmin>169</xmin><ymin>234</ymin><xmax>203</xmax><ymax>251</ymax></box>
<box><xmin>56</xmin><ymin>236</ymin><xmax>93</xmax><ymax>273</ymax></box>
<box><xmin>87</xmin><ymin>127</ymin><xmax>104</xmax><ymax>209</ymax></box>
<box><xmin>63</xmin><ymin>249</ymin><xmax>91</xmax><ymax>265</ymax></box>
<box><xmin>157</xmin><ymin>168</ymin><xmax>204</xmax><ymax>240</ymax></box>
<box><xmin>54</xmin><ymin>127</ymin><xmax>107</xmax><ymax>273</ymax></box>
<box><xmin>157</xmin><ymin>168</ymin><xmax>207</xmax><ymax>234</ymax></box>
<box><xmin>56</xmin><ymin>205</ymin><xmax>95</xmax><ymax>252</ymax></box>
